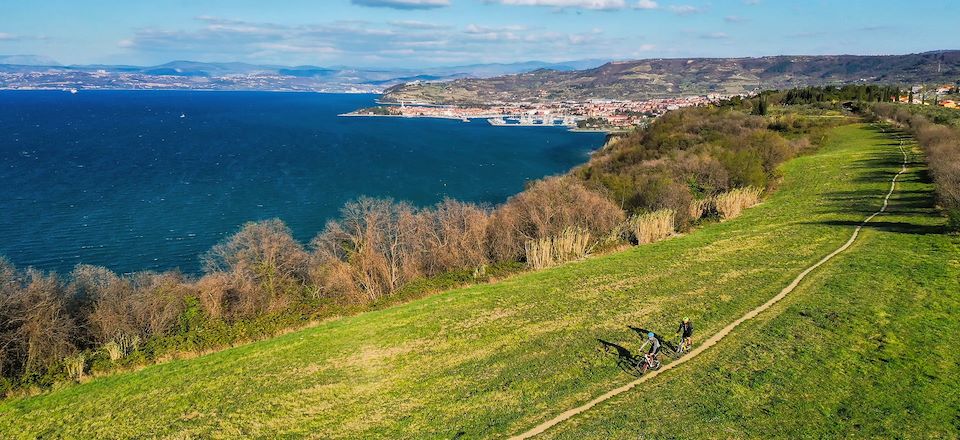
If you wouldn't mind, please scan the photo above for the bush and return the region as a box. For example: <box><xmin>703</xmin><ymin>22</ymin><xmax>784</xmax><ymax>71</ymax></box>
<box><xmin>488</xmin><ymin>177</ymin><xmax>625</xmax><ymax>261</ymax></box>
<box><xmin>577</xmin><ymin>105</ymin><xmax>800</xmax><ymax>229</ymax></box>
<box><xmin>871</xmin><ymin>104</ymin><xmax>960</xmax><ymax>228</ymax></box>
<box><xmin>204</xmin><ymin>219</ymin><xmax>310</xmax><ymax>317</ymax></box>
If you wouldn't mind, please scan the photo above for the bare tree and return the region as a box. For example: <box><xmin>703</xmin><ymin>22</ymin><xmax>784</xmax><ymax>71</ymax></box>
<box><xmin>2</xmin><ymin>269</ymin><xmax>77</xmax><ymax>375</ymax></box>
<box><xmin>407</xmin><ymin>199</ymin><xmax>491</xmax><ymax>276</ymax></box>
<box><xmin>131</xmin><ymin>271</ymin><xmax>190</xmax><ymax>337</ymax></box>
<box><xmin>86</xmin><ymin>274</ymin><xmax>139</xmax><ymax>344</ymax></box>
<box><xmin>488</xmin><ymin>177</ymin><xmax>625</xmax><ymax>261</ymax></box>
<box><xmin>203</xmin><ymin>219</ymin><xmax>310</xmax><ymax>316</ymax></box>
<box><xmin>311</xmin><ymin>198</ymin><xmax>419</xmax><ymax>301</ymax></box>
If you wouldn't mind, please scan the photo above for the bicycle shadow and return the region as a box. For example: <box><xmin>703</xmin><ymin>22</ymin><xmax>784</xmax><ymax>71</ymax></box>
<box><xmin>597</xmin><ymin>339</ymin><xmax>644</xmax><ymax>377</ymax></box>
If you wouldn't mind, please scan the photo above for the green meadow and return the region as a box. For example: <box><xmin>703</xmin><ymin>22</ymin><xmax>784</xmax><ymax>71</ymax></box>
<box><xmin>3</xmin><ymin>123</ymin><xmax>957</xmax><ymax>439</ymax></box>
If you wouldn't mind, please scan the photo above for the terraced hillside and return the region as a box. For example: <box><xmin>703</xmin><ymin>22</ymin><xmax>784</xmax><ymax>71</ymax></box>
<box><xmin>3</xmin><ymin>123</ymin><xmax>958</xmax><ymax>438</ymax></box>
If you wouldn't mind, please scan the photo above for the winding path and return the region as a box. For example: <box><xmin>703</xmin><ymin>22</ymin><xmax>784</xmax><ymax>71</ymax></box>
<box><xmin>509</xmin><ymin>130</ymin><xmax>909</xmax><ymax>440</ymax></box>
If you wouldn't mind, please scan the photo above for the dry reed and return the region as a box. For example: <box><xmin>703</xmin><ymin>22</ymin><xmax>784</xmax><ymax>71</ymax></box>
<box><xmin>64</xmin><ymin>353</ymin><xmax>85</xmax><ymax>381</ymax></box>
<box><xmin>714</xmin><ymin>187</ymin><xmax>763</xmax><ymax>220</ymax></box>
<box><xmin>688</xmin><ymin>198</ymin><xmax>713</xmax><ymax>221</ymax></box>
<box><xmin>524</xmin><ymin>227</ymin><xmax>592</xmax><ymax>270</ymax></box>
<box><xmin>630</xmin><ymin>209</ymin><xmax>676</xmax><ymax>244</ymax></box>
<box><xmin>103</xmin><ymin>341</ymin><xmax>122</xmax><ymax>361</ymax></box>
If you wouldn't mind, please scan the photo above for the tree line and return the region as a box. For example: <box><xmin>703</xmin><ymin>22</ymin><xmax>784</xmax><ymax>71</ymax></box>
<box><xmin>870</xmin><ymin>103</ymin><xmax>960</xmax><ymax>227</ymax></box>
<box><xmin>0</xmin><ymin>100</ymin><xmax>822</xmax><ymax>395</ymax></box>
<box><xmin>574</xmin><ymin>105</ymin><xmax>828</xmax><ymax>228</ymax></box>
<box><xmin>780</xmin><ymin>85</ymin><xmax>902</xmax><ymax>105</ymax></box>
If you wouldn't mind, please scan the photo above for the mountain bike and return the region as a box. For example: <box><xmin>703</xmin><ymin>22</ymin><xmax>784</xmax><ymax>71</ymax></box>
<box><xmin>670</xmin><ymin>334</ymin><xmax>691</xmax><ymax>358</ymax></box>
<box><xmin>637</xmin><ymin>352</ymin><xmax>662</xmax><ymax>374</ymax></box>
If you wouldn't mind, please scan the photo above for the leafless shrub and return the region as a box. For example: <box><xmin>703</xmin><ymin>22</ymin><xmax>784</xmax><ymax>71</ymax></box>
<box><xmin>204</xmin><ymin>219</ymin><xmax>310</xmax><ymax>317</ymax></box>
<box><xmin>488</xmin><ymin>177</ymin><xmax>625</xmax><ymax>261</ymax></box>
<box><xmin>68</xmin><ymin>264</ymin><xmax>121</xmax><ymax>318</ymax></box>
<box><xmin>312</xmin><ymin>198</ymin><xmax>419</xmax><ymax>302</ymax></box>
<box><xmin>914</xmin><ymin>122</ymin><xmax>960</xmax><ymax>223</ymax></box>
<box><xmin>85</xmin><ymin>275</ymin><xmax>139</xmax><ymax>345</ymax></box>
<box><xmin>714</xmin><ymin>186</ymin><xmax>763</xmax><ymax>220</ymax></box>
<box><xmin>195</xmin><ymin>272</ymin><xmax>231</xmax><ymax>320</ymax></box>
<box><xmin>1</xmin><ymin>269</ymin><xmax>77</xmax><ymax>374</ymax></box>
<box><xmin>405</xmin><ymin>199</ymin><xmax>491</xmax><ymax>276</ymax></box>
<box><xmin>133</xmin><ymin>272</ymin><xmax>189</xmax><ymax>337</ymax></box>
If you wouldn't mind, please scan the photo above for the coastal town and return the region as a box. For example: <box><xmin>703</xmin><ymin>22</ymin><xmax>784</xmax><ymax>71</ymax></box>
<box><xmin>344</xmin><ymin>94</ymin><xmax>734</xmax><ymax>130</ymax></box>
<box><xmin>345</xmin><ymin>81</ymin><xmax>960</xmax><ymax>131</ymax></box>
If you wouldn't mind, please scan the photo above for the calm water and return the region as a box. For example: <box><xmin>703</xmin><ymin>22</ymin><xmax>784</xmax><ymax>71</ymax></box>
<box><xmin>0</xmin><ymin>91</ymin><xmax>603</xmax><ymax>274</ymax></box>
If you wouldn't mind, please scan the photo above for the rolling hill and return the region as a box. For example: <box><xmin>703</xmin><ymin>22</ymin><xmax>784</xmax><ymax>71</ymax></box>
<box><xmin>0</xmin><ymin>58</ymin><xmax>608</xmax><ymax>93</ymax></box>
<box><xmin>2</xmin><ymin>122</ymin><xmax>957</xmax><ymax>438</ymax></box>
<box><xmin>383</xmin><ymin>50</ymin><xmax>960</xmax><ymax>104</ymax></box>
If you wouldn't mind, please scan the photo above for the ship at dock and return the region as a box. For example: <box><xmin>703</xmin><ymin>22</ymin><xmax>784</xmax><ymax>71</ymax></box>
<box><xmin>487</xmin><ymin>115</ymin><xmax>579</xmax><ymax>128</ymax></box>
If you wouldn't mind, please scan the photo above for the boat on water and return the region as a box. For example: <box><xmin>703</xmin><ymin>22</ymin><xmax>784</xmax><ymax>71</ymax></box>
<box><xmin>487</xmin><ymin>115</ymin><xmax>578</xmax><ymax>127</ymax></box>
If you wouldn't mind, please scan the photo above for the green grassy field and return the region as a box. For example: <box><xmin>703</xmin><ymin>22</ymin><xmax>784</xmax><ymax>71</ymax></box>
<box><xmin>3</xmin><ymin>123</ymin><xmax>958</xmax><ymax>439</ymax></box>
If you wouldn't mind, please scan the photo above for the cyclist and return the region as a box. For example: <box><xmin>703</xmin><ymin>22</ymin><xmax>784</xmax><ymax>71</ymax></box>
<box><xmin>641</xmin><ymin>331</ymin><xmax>661</xmax><ymax>367</ymax></box>
<box><xmin>676</xmin><ymin>317</ymin><xmax>694</xmax><ymax>351</ymax></box>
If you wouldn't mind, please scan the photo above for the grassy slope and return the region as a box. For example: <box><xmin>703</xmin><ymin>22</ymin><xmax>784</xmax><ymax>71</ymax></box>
<box><xmin>3</xmin><ymin>124</ymin><xmax>957</xmax><ymax>439</ymax></box>
<box><xmin>542</xmin><ymin>128</ymin><xmax>960</xmax><ymax>439</ymax></box>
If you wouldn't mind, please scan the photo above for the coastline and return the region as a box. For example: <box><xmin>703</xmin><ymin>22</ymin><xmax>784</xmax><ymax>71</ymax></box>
<box><xmin>339</xmin><ymin>111</ymin><xmax>618</xmax><ymax>133</ymax></box>
<box><xmin>337</xmin><ymin>112</ymin><xmax>468</xmax><ymax>121</ymax></box>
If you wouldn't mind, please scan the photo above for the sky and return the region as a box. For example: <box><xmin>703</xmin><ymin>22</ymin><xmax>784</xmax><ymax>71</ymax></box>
<box><xmin>1</xmin><ymin>0</ymin><xmax>958</xmax><ymax>68</ymax></box>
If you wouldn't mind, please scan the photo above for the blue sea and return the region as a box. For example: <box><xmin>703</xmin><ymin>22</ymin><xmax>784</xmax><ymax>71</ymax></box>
<box><xmin>0</xmin><ymin>91</ymin><xmax>604</xmax><ymax>275</ymax></box>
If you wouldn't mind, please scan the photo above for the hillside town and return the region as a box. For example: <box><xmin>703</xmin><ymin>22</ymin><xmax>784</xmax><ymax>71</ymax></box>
<box><xmin>346</xmin><ymin>80</ymin><xmax>960</xmax><ymax>131</ymax></box>
<box><xmin>345</xmin><ymin>94</ymin><xmax>732</xmax><ymax>130</ymax></box>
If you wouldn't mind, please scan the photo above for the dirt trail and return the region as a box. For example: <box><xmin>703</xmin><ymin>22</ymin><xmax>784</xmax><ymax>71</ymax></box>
<box><xmin>509</xmin><ymin>132</ymin><xmax>909</xmax><ymax>440</ymax></box>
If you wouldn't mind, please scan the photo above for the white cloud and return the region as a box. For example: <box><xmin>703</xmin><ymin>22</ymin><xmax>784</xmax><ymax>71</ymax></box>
<box><xmin>388</xmin><ymin>20</ymin><xmax>451</xmax><ymax>30</ymax></box>
<box><xmin>351</xmin><ymin>0</ymin><xmax>451</xmax><ymax>9</ymax></box>
<box><xmin>115</xmin><ymin>16</ymin><xmax>622</xmax><ymax>66</ymax></box>
<box><xmin>669</xmin><ymin>5</ymin><xmax>704</xmax><ymax>15</ymax></box>
<box><xmin>634</xmin><ymin>0</ymin><xmax>658</xmax><ymax>10</ymax></box>
<box><xmin>492</xmin><ymin>0</ymin><xmax>629</xmax><ymax>10</ymax></box>
<box><xmin>0</xmin><ymin>32</ymin><xmax>47</xmax><ymax>42</ymax></box>
<box><xmin>699</xmin><ymin>32</ymin><xmax>729</xmax><ymax>39</ymax></box>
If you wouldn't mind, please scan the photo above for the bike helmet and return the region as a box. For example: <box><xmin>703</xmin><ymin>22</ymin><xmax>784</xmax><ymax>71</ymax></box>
<box><xmin>683</xmin><ymin>317</ymin><xmax>690</xmax><ymax>323</ymax></box>
<box><xmin>647</xmin><ymin>332</ymin><xmax>655</xmax><ymax>338</ymax></box>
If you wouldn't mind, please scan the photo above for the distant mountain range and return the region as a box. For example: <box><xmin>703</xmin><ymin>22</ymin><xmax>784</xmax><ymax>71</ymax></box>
<box><xmin>383</xmin><ymin>51</ymin><xmax>960</xmax><ymax>104</ymax></box>
<box><xmin>0</xmin><ymin>57</ymin><xmax>608</xmax><ymax>93</ymax></box>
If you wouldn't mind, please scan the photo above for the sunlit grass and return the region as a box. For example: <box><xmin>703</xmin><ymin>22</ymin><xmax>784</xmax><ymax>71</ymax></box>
<box><xmin>2</xmin><ymin>124</ymin><xmax>955</xmax><ymax>439</ymax></box>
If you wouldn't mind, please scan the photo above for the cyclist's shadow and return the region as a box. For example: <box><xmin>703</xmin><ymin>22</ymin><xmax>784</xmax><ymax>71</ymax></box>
<box><xmin>628</xmin><ymin>325</ymin><xmax>680</xmax><ymax>353</ymax></box>
<box><xmin>597</xmin><ymin>338</ymin><xmax>644</xmax><ymax>377</ymax></box>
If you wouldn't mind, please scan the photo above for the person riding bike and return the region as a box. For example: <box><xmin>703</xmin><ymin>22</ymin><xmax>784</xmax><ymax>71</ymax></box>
<box><xmin>641</xmin><ymin>331</ymin><xmax>661</xmax><ymax>368</ymax></box>
<box><xmin>676</xmin><ymin>317</ymin><xmax>694</xmax><ymax>351</ymax></box>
